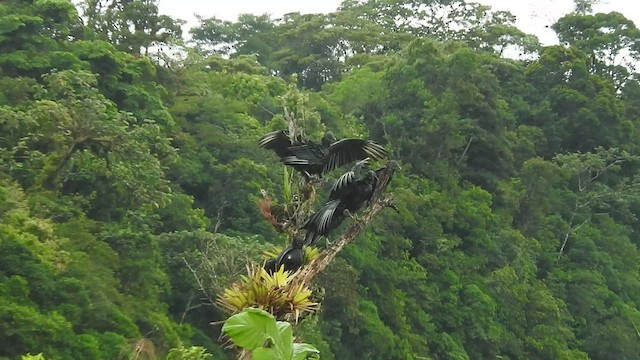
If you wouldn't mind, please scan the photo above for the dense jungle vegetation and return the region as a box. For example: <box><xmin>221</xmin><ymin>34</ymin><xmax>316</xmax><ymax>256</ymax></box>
<box><xmin>1</xmin><ymin>0</ymin><xmax>640</xmax><ymax>358</ymax></box>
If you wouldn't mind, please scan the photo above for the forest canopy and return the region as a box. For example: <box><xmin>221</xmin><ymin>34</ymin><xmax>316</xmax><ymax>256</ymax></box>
<box><xmin>1</xmin><ymin>0</ymin><xmax>640</xmax><ymax>359</ymax></box>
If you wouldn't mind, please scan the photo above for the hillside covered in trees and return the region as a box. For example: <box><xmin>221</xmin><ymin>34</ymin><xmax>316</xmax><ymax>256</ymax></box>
<box><xmin>1</xmin><ymin>0</ymin><xmax>640</xmax><ymax>358</ymax></box>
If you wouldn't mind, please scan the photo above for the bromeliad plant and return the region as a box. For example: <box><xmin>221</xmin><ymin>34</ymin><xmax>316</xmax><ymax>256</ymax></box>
<box><xmin>217</xmin><ymin>264</ymin><xmax>319</xmax><ymax>322</ymax></box>
<box><xmin>257</xmin><ymin>167</ymin><xmax>319</xmax><ymax>239</ymax></box>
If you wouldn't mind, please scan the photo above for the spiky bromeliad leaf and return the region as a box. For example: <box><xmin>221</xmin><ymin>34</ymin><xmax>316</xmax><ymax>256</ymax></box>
<box><xmin>263</xmin><ymin>246</ymin><xmax>284</xmax><ymax>260</ymax></box>
<box><xmin>303</xmin><ymin>247</ymin><xmax>319</xmax><ymax>264</ymax></box>
<box><xmin>166</xmin><ymin>345</ymin><xmax>213</xmax><ymax>360</ymax></box>
<box><xmin>21</xmin><ymin>354</ymin><xmax>46</xmax><ymax>360</ymax></box>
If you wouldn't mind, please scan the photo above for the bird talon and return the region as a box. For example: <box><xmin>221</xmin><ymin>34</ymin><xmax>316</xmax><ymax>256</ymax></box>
<box><xmin>344</xmin><ymin>209</ymin><xmax>361</xmax><ymax>224</ymax></box>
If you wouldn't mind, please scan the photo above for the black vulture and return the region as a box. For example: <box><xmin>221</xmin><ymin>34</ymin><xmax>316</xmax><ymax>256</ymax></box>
<box><xmin>263</xmin><ymin>245</ymin><xmax>304</xmax><ymax>274</ymax></box>
<box><xmin>300</xmin><ymin>158</ymin><xmax>378</xmax><ymax>246</ymax></box>
<box><xmin>371</xmin><ymin>160</ymin><xmax>401</xmax><ymax>198</ymax></box>
<box><xmin>259</xmin><ymin>130</ymin><xmax>387</xmax><ymax>178</ymax></box>
<box><xmin>300</xmin><ymin>159</ymin><xmax>401</xmax><ymax>247</ymax></box>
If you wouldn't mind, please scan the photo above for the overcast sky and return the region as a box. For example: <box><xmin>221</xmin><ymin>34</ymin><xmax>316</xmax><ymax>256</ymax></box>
<box><xmin>157</xmin><ymin>0</ymin><xmax>640</xmax><ymax>45</ymax></box>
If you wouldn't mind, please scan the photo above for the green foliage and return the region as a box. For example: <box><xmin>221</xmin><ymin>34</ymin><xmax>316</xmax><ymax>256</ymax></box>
<box><xmin>222</xmin><ymin>308</ymin><xmax>320</xmax><ymax>360</ymax></box>
<box><xmin>79</xmin><ymin>0</ymin><xmax>183</xmax><ymax>55</ymax></box>
<box><xmin>166</xmin><ymin>345</ymin><xmax>213</xmax><ymax>360</ymax></box>
<box><xmin>2</xmin><ymin>0</ymin><xmax>640</xmax><ymax>359</ymax></box>
<box><xmin>21</xmin><ymin>353</ymin><xmax>45</xmax><ymax>360</ymax></box>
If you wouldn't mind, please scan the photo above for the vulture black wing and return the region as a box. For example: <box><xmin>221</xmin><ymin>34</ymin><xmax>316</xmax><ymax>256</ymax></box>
<box><xmin>330</xmin><ymin>170</ymin><xmax>356</xmax><ymax>199</ymax></box>
<box><xmin>330</xmin><ymin>157</ymin><xmax>371</xmax><ymax>199</ymax></box>
<box><xmin>285</xmin><ymin>143</ymin><xmax>327</xmax><ymax>165</ymax></box>
<box><xmin>282</xmin><ymin>142</ymin><xmax>328</xmax><ymax>176</ymax></box>
<box><xmin>259</xmin><ymin>130</ymin><xmax>294</xmax><ymax>158</ymax></box>
<box><xmin>323</xmin><ymin>139</ymin><xmax>387</xmax><ymax>173</ymax></box>
<box><xmin>301</xmin><ymin>199</ymin><xmax>344</xmax><ymax>246</ymax></box>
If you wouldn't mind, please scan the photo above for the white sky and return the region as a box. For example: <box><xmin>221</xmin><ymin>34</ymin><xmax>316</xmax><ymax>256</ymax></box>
<box><xmin>157</xmin><ymin>0</ymin><xmax>640</xmax><ymax>45</ymax></box>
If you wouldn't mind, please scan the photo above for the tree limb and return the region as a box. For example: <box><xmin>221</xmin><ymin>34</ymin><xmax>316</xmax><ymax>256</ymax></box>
<box><xmin>456</xmin><ymin>135</ymin><xmax>474</xmax><ymax>166</ymax></box>
<box><xmin>213</xmin><ymin>201</ymin><xmax>228</xmax><ymax>233</ymax></box>
<box><xmin>183</xmin><ymin>257</ymin><xmax>216</xmax><ymax>307</ymax></box>
<box><xmin>557</xmin><ymin>216</ymin><xmax>590</xmax><ymax>261</ymax></box>
<box><xmin>180</xmin><ymin>292</ymin><xmax>203</xmax><ymax>324</ymax></box>
<box><xmin>291</xmin><ymin>194</ymin><xmax>395</xmax><ymax>288</ymax></box>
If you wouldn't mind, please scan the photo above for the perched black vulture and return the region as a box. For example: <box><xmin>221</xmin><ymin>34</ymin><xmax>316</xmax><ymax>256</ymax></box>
<box><xmin>276</xmin><ymin>246</ymin><xmax>304</xmax><ymax>272</ymax></box>
<box><xmin>300</xmin><ymin>159</ymin><xmax>401</xmax><ymax>247</ymax></box>
<box><xmin>298</xmin><ymin>199</ymin><xmax>345</xmax><ymax>247</ymax></box>
<box><xmin>300</xmin><ymin>158</ymin><xmax>379</xmax><ymax>246</ymax></box>
<box><xmin>371</xmin><ymin>160</ymin><xmax>401</xmax><ymax>199</ymax></box>
<box><xmin>259</xmin><ymin>130</ymin><xmax>387</xmax><ymax>178</ymax></box>
<box><xmin>263</xmin><ymin>245</ymin><xmax>304</xmax><ymax>274</ymax></box>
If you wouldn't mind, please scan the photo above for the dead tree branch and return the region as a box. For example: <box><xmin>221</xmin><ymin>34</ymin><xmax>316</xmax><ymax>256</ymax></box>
<box><xmin>183</xmin><ymin>257</ymin><xmax>216</xmax><ymax>307</ymax></box>
<box><xmin>557</xmin><ymin>215</ymin><xmax>590</xmax><ymax>261</ymax></box>
<box><xmin>291</xmin><ymin>194</ymin><xmax>395</xmax><ymax>287</ymax></box>
<box><xmin>180</xmin><ymin>292</ymin><xmax>203</xmax><ymax>324</ymax></box>
<box><xmin>213</xmin><ymin>201</ymin><xmax>228</xmax><ymax>233</ymax></box>
<box><xmin>456</xmin><ymin>135</ymin><xmax>474</xmax><ymax>166</ymax></box>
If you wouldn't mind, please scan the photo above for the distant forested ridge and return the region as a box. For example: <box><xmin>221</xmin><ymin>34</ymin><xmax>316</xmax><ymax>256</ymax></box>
<box><xmin>1</xmin><ymin>0</ymin><xmax>640</xmax><ymax>358</ymax></box>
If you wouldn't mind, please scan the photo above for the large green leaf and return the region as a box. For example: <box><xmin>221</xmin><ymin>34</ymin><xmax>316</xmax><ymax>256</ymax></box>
<box><xmin>274</xmin><ymin>320</ymin><xmax>294</xmax><ymax>359</ymax></box>
<box><xmin>222</xmin><ymin>308</ymin><xmax>320</xmax><ymax>360</ymax></box>
<box><xmin>222</xmin><ymin>308</ymin><xmax>279</xmax><ymax>350</ymax></box>
<box><xmin>252</xmin><ymin>346</ymin><xmax>282</xmax><ymax>360</ymax></box>
<box><xmin>246</xmin><ymin>321</ymin><xmax>293</xmax><ymax>360</ymax></box>
<box><xmin>292</xmin><ymin>343</ymin><xmax>320</xmax><ymax>360</ymax></box>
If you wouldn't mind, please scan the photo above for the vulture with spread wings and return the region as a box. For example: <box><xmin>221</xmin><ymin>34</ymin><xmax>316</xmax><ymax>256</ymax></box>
<box><xmin>259</xmin><ymin>130</ymin><xmax>387</xmax><ymax>178</ymax></box>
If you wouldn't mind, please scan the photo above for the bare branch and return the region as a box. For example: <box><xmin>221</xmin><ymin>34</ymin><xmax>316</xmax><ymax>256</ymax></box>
<box><xmin>213</xmin><ymin>201</ymin><xmax>228</xmax><ymax>233</ymax></box>
<box><xmin>557</xmin><ymin>216</ymin><xmax>590</xmax><ymax>261</ymax></box>
<box><xmin>456</xmin><ymin>135</ymin><xmax>474</xmax><ymax>166</ymax></box>
<box><xmin>578</xmin><ymin>172</ymin><xmax>585</xmax><ymax>192</ymax></box>
<box><xmin>571</xmin><ymin>218</ymin><xmax>590</xmax><ymax>233</ymax></box>
<box><xmin>183</xmin><ymin>257</ymin><xmax>216</xmax><ymax>306</ymax></box>
<box><xmin>290</xmin><ymin>194</ymin><xmax>395</xmax><ymax>289</ymax></box>
<box><xmin>257</xmin><ymin>103</ymin><xmax>277</xmax><ymax>119</ymax></box>
<box><xmin>180</xmin><ymin>292</ymin><xmax>203</xmax><ymax>324</ymax></box>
